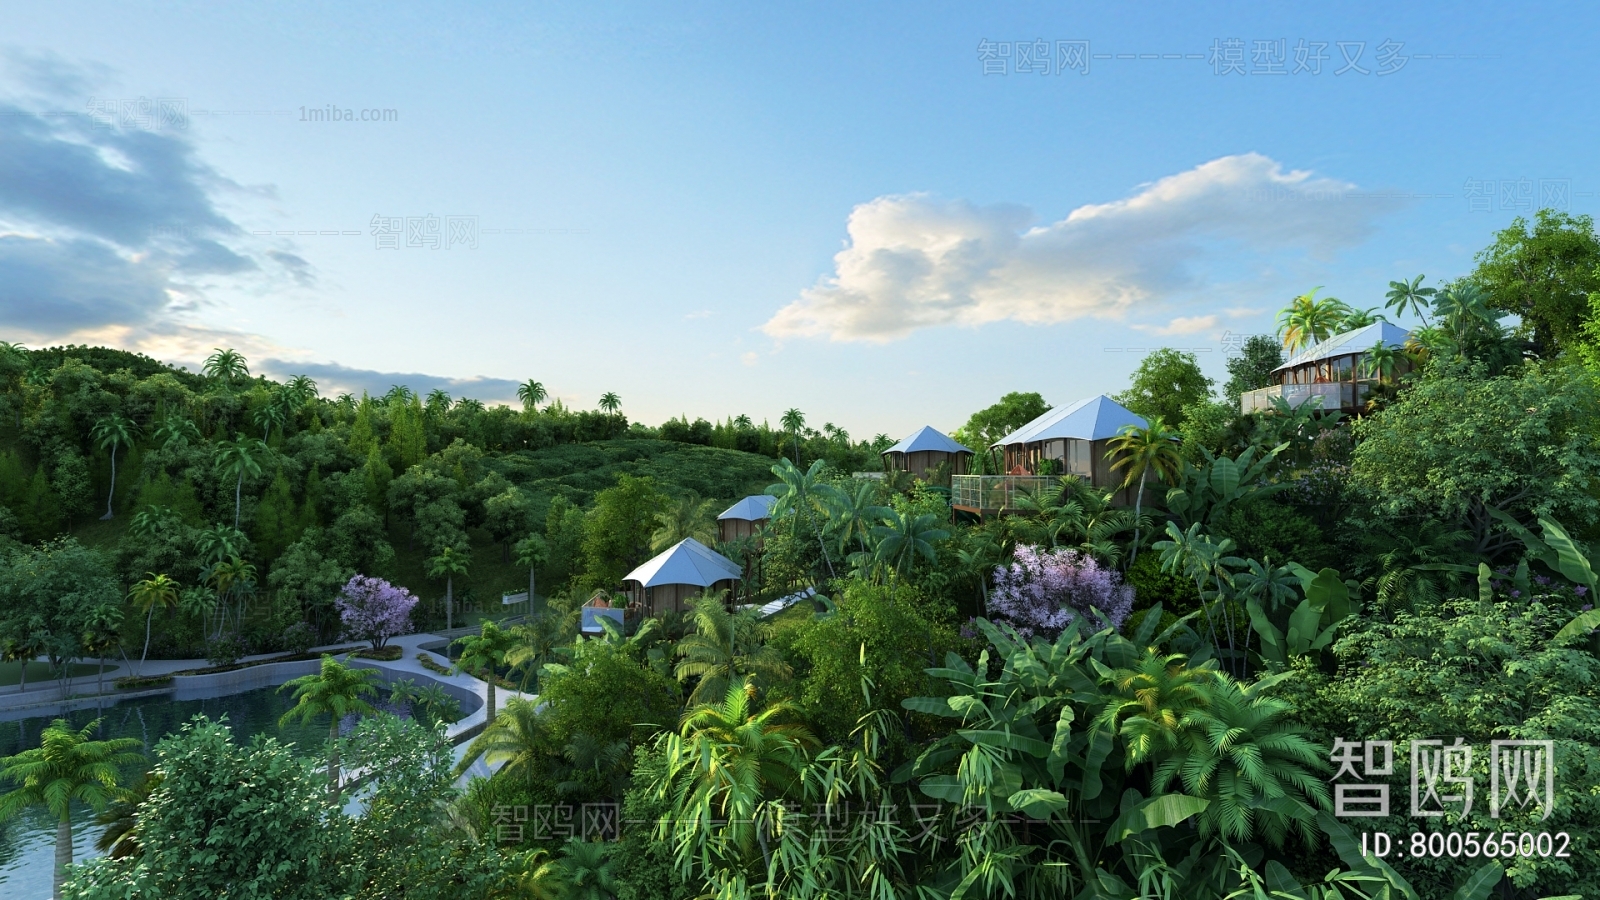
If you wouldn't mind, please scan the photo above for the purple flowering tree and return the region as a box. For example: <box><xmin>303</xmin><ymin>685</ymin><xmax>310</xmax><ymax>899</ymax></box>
<box><xmin>336</xmin><ymin>575</ymin><xmax>419</xmax><ymax>650</ymax></box>
<box><xmin>988</xmin><ymin>545</ymin><xmax>1133</xmax><ymax>641</ymax></box>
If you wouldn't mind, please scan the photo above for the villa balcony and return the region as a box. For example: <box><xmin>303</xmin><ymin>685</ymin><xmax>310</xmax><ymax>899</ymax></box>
<box><xmin>951</xmin><ymin>474</ymin><xmax>1054</xmax><ymax>516</ymax></box>
<box><xmin>1240</xmin><ymin>382</ymin><xmax>1368</xmax><ymax>415</ymax></box>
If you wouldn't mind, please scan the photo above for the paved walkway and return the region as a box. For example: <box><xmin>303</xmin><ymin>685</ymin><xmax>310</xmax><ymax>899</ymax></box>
<box><xmin>0</xmin><ymin>632</ymin><xmax>535</xmax><ymax>737</ymax></box>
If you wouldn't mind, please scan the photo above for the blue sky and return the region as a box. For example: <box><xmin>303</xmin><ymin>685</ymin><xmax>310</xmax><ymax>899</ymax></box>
<box><xmin>1</xmin><ymin>1</ymin><xmax>1593</xmax><ymax>439</ymax></box>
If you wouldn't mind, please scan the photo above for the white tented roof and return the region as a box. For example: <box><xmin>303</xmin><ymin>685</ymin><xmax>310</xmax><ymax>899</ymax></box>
<box><xmin>1275</xmin><ymin>322</ymin><xmax>1411</xmax><ymax>373</ymax></box>
<box><xmin>882</xmin><ymin>425</ymin><xmax>973</xmax><ymax>456</ymax></box>
<box><xmin>717</xmin><ymin>494</ymin><xmax>776</xmax><ymax>522</ymax></box>
<box><xmin>993</xmin><ymin>395</ymin><xmax>1147</xmax><ymax>447</ymax></box>
<box><xmin>623</xmin><ymin>538</ymin><xmax>742</xmax><ymax>588</ymax></box>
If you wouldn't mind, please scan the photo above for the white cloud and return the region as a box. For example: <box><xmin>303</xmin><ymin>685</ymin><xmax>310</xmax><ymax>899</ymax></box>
<box><xmin>762</xmin><ymin>153</ymin><xmax>1401</xmax><ymax>343</ymax></box>
<box><xmin>1133</xmin><ymin>314</ymin><xmax>1218</xmax><ymax>336</ymax></box>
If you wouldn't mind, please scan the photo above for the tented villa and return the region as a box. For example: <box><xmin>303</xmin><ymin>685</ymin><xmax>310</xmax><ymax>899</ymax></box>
<box><xmin>952</xmin><ymin>395</ymin><xmax>1146</xmax><ymax>517</ymax></box>
<box><xmin>717</xmin><ymin>494</ymin><xmax>776</xmax><ymax>544</ymax></box>
<box><xmin>622</xmin><ymin>537</ymin><xmax>742</xmax><ymax>616</ymax></box>
<box><xmin>1240</xmin><ymin>321</ymin><xmax>1411</xmax><ymax>415</ymax></box>
<box><xmin>880</xmin><ymin>426</ymin><xmax>973</xmax><ymax>478</ymax></box>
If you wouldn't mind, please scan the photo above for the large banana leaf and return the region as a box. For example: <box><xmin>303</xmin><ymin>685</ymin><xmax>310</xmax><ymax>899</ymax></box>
<box><xmin>1107</xmin><ymin>793</ymin><xmax>1209</xmax><ymax>842</ymax></box>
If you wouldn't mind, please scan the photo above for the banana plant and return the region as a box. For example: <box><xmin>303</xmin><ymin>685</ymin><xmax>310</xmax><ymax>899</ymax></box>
<box><xmin>1164</xmin><ymin>443</ymin><xmax>1290</xmax><ymax>529</ymax></box>
<box><xmin>1244</xmin><ymin>565</ymin><xmax>1358</xmax><ymax>670</ymax></box>
<box><xmin>1486</xmin><ymin>508</ymin><xmax>1600</xmax><ymax>643</ymax></box>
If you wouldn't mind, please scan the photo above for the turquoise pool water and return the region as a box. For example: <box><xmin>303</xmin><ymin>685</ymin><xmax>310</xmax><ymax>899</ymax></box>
<box><xmin>0</xmin><ymin>686</ymin><xmax>411</xmax><ymax>898</ymax></box>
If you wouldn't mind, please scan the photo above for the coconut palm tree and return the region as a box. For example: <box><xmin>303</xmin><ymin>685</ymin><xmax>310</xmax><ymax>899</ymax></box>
<box><xmin>128</xmin><ymin>573</ymin><xmax>180</xmax><ymax>676</ymax></box>
<box><xmin>286</xmin><ymin>374</ymin><xmax>319</xmax><ymax>404</ymax></box>
<box><xmin>1107</xmin><ymin>418</ymin><xmax>1183</xmax><ymax>565</ymax></box>
<box><xmin>1362</xmin><ymin>341</ymin><xmax>1400</xmax><ymax>382</ymax></box>
<box><xmin>517</xmin><ymin>380</ymin><xmax>548</xmax><ymax>412</ymax></box>
<box><xmin>766</xmin><ymin>457</ymin><xmax>836</xmax><ymax>578</ymax></box>
<box><xmin>454</xmin><ymin>695</ymin><xmax>547</xmax><ymax>781</ymax></box>
<box><xmin>1384</xmin><ymin>274</ymin><xmax>1436</xmax><ymax>324</ymax></box>
<box><xmin>650</xmin><ymin>492</ymin><xmax>718</xmax><ymax>552</ymax></box>
<box><xmin>598</xmin><ymin>392</ymin><xmax>621</xmax><ymax>415</ymax></box>
<box><xmin>92</xmin><ymin>771</ymin><xmax>161</xmax><ymax>861</ymax></box>
<box><xmin>513</xmin><ymin>534</ymin><xmax>548</xmax><ymax>617</ymax></box>
<box><xmin>277</xmin><ymin>655</ymin><xmax>380</xmax><ymax>800</ymax></box>
<box><xmin>425</xmin><ymin>388</ymin><xmax>452</xmax><ymax>413</ymax></box>
<box><xmin>1275</xmin><ymin>287</ymin><xmax>1349</xmax><ymax>352</ymax></box>
<box><xmin>153</xmin><ymin>416</ymin><xmax>201</xmax><ymax>450</ymax></box>
<box><xmin>203</xmin><ymin>555</ymin><xmax>257</xmax><ymax>639</ymax></box>
<box><xmin>253</xmin><ymin>400</ymin><xmax>287</xmax><ymax>442</ymax></box>
<box><xmin>674</xmin><ymin>594</ymin><xmax>791</xmax><ymax>706</ymax></box>
<box><xmin>0</xmin><ymin>718</ymin><xmax>145</xmax><ymax>899</ymax></box>
<box><xmin>1336</xmin><ymin>305</ymin><xmax>1387</xmax><ymax>331</ymax></box>
<box><xmin>869</xmin><ymin>510</ymin><xmax>948</xmax><ymax>582</ymax></box>
<box><xmin>732</xmin><ymin>413</ymin><xmax>753</xmax><ymax>429</ymax></box>
<box><xmin>656</xmin><ymin>679</ymin><xmax>818</xmax><ymax>868</ymax></box>
<box><xmin>779</xmin><ymin>408</ymin><xmax>806</xmax><ymax>463</ymax></box>
<box><xmin>91</xmin><ymin>413</ymin><xmax>139</xmax><ymax>520</ymax></box>
<box><xmin>213</xmin><ymin>433</ymin><xmax>266</xmax><ymax>529</ymax></box>
<box><xmin>826</xmin><ymin>480</ymin><xmax>889</xmax><ymax>556</ymax></box>
<box><xmin>427</xmin><ymin>544</ymin><xmax>471</xmax><ymax>630</ymax></box>
<box><xmin>202</xmin><ymin>347</ymin><xmax>249</xmax><ymax>385</ymax></box>
<box><xmin>507</xmin><ymin>614</ymin><xmax>565</xmax><ymax>692</ymax></box>
<box><xmin>453</xmin><ymin>620</ymin><xmax>517</xmax><ymax>725</ymax></box>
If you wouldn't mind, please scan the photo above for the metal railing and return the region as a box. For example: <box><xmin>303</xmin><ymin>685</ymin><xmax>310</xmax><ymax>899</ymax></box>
<box><xmin>951</xmin><ymin>475</ymin><xmax>1054</xmax><ymax>512</ymax></box>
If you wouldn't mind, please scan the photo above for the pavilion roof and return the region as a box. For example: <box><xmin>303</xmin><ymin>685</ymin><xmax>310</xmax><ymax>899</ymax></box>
<box><xmin>882</xmin><ymin>425</ymin><xmax>972</xmax><ymax>456</ymax></box>
<box><xmin>993</xmin><ymin>395</ymin><xmax>1146</xmax><ymax>447</ymax></box>
<box><xmin>623</xmin><ymin>538</ymin><xmax>742</xmax><ymax>589</ymax></box>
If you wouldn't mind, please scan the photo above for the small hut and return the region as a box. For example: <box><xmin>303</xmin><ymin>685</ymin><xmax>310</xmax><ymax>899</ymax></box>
<box><xmin>992</xmin><ymin>396</ymin><xmax>1145</xmax><ymax>499</ymax></box>
<box><xmin>717</xmin><ymin>495</ymin><xmax>776</xmax><ymax>544</ymax></box>
<box><xmin>622</xmin><ymin>538</ymin><xmax>742</xmax><ymax>616</ymax></box>
<box><xmin>881</xmin><ymin>426</ymin><xmax>973</xmax><ymax>478</ymax></box>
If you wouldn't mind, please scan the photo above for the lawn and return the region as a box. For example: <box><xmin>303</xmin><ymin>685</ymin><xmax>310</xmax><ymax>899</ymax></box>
<box><xmin>0</xmin><ymin>661</ymin><xmax>103</xmax><ymax>688</ymax></box>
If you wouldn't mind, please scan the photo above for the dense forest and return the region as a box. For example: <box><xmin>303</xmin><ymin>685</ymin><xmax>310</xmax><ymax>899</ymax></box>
<box><xmin>6</xmin><ymin>210</ymin><xmax>1600</xmax><ymax>898</ymax></box>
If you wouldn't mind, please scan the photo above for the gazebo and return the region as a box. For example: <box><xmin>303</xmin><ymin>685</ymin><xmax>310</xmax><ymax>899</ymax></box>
<box><xmin>881</xmin><ymin>426</ymin><xmax>973</xmax><ymax>478</ymax></box>
<box><xmin>1240</xmin><ymin>322</ymin><xmax>1412</xmax><ymax>415</ymax></box>
<box><xmin>622</xmin><ymin>538</ymin><xmax>743</xmax><ymax>616</ymax></box>
<box><xmin>717</xmin><ymin>494</ymin><xmax>776</xmax><ymax>544</ymax></box>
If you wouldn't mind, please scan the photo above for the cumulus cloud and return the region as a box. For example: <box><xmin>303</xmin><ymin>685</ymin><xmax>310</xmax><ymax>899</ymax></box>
<box><xmin>762</xmin><ymin>153</ymin><xmax>1401</xmax><ymax>343</ymax></box>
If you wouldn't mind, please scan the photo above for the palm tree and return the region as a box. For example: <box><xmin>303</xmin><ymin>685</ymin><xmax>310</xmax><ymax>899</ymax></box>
<box><xmin>453</xmin><ymin>620</ymin><xmax>517</xmax><ymax>725</ymax></box>
<box><xmin>213</xmin><ymin>433</ymin><xmax>267</xmax><ymax>529</ymax></box>
<box><xmin>253</xmin><ymin>401</ymin><xmax>287</xmax><ymax>442</ymax></box>
<box><xmin>204</xmin><ymin>555</ymin><xmax>257</xmax><ymax>639</ymax></box>
<box><xmin>1336</xmin><ymin>305</ymin><xmax>1386</xmax><ymax>331</ymax></box>
<box><xmin>1275</xmin><ymin>287</ymin><xmax>1349</xmax><ymax>352</ymax></box>
<box><xmin>507</xmin><ymin>614</ymin><xmax>565</xmax><ymax>692</ymax></box>
<box><xmin>513</xmin><ymin>534</ymin><xmax>548</xmax><ymax>617</ymax></box>
<box><xmin>277</xmin><ymin>655</ymin><xmax>380</xmax><ymax>800</ymax></box>
<box><xmin>193</xmin><ymin>523</ymin><xmax>248</xmax><ymax>568</ymax></box>
<box><xmin>1107</xmin><ymin>418</ymin><xmax>1183</xmax><ymax>565</ymax></box>
<box><xmin>598</xmin><ymin>392</ymin><xmax>621</xmax><ymax>415</ymax></box>
<box><xmin>827</xmin><ymin>480</ymin><xmax>889</xmax><ymax>556</ymax></box>
<box><xmin>91</xmin><ymin>413</ymin><xmax>138</xmax><ymax>520</ymax></box>
<box><xmin>517</xmin><ymin>380</ymin><xmax>548</xmax><ymax>412</ymax></box>
<box><xmin>766</xmin><ymin>457</ymin><xmax>836</xmax><ymax>578</ymax></box>
<box><xmin>202</xmin><ymin>347</ymin><xmax>249</xmax><ymax>385</ymax></box>
<box><xmin>92</xmin><ymin>771</ymin><xmax>161</xmax><ymax>861</ymax></box>
<box><xmin>0</xmin><ymin>718</ymin><xmax>145</xmax><ymax>899</ymax></box>
<box><xmin>153</xmin><ymin>416</ymin><xmax>201</xmax><ymax>450</ymax></box>
<box><xmin>732</xmin><ymin>413</ymin><xmax>753</xmax><ymax>430</ymax></box>
<box><xmin>1384</xmin><ymin>274</ymin><xmax>1436</xmax><ymax>324</ymax></box>
<box><xmin>650</xmin><ymin>492</ymin><xmax>717</xmax><ymax>552</ymax></box>
<box><xmin>779</xmin><ymin>408</ymin><xmax>806</xmax><ymax>463</ymax></box>
<box><xmin>674</xmin><ymin>594</ymin><xmax>791</xmax><ymax>706</ymax></box>
<box><xmin>1362</xmin><ymin>341</ymin><xmax>1400</xmax><ymax>382</ymax></box>
<box><xmin>869</xmin><ymin>510</ymin><xmax>948</xmax><ymax>582</ymax></box>
<box><xmin>425</xmin><ymin>389</ymin><xmax>452</xmax><ymax>413</ymax></box>
<box><xmin>286</xmin><ymin>374</ymin><xmax>319</xmax><ymax>404</ymax></box>
<box><xmin>128</xmin><ymin>574</ymin><xmax>180</xmax><ymax>676</ymax></box>
<box><xmin>554</xmin><ymin>840</ymin><xmax>621</xmax><ymax>900</ymax></box>
<box><xmin>656</xmin><ymin>680</ymin><xmax>818</xmax><ymax>867</ymax></box>
<box><xmin>454</xmin><ymin>695</ymin><xmax>547</xmax><ymax>781</ymax></box>
<box><xmin>427</xmin><ymin>545</ymin><xmax>471</xmax><ymax>630</ymax></box>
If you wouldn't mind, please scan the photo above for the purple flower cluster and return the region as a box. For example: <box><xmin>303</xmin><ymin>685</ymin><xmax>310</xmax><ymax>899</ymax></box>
<box><xmin>336</xmin><ymin>574</ymin><xmax>419</xmax><ymax>650</ymax></box>
<box><xmin>989</xmin><ymin>544</ymin><xmax>1133</xmax><ymax>641</ymax></box>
